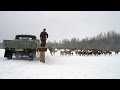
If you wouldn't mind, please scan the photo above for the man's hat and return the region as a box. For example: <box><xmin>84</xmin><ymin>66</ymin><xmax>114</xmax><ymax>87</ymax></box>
<box><xmin>43</xmin><ymin>28</ymin><xmax>46</xmax><ymax>30</ymax></box>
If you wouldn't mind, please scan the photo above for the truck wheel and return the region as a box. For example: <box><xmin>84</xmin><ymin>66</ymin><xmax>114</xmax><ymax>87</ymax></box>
<box><xmin>4</xmin><ymin>50</ymin><xmax>13</xmax><ymax>60</ymax></box>
<box><xmin>29</xmin><ymin>52</ymin><xmax>33</xmax><ymax>60</ymax></box>
<box><xmin>33</xmin><ymin>52</ymin><xmax>36</xmax><ymax>58</ymax></box>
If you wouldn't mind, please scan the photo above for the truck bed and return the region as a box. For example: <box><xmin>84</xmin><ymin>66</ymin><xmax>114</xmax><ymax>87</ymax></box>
<box><xmin>3</xmin><ymin>40</ymin><xmax>40</xmax><ymax>49</ymax></box>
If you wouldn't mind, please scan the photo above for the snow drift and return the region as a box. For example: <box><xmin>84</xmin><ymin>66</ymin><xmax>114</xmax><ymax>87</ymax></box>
<box><xmin>0</xmin><ymin>49</ymin><xmax>120</xmax><ymax>79</ymax></box>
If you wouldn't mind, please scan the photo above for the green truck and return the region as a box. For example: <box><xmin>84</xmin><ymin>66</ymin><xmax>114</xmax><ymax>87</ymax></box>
<box><xmin>3</xmin><ymin>35</ymin><xmax>40</xmax><ymax>60</ymax></box>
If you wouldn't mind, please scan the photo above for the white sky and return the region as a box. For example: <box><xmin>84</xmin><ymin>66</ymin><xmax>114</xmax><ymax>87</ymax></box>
<box><xmin>0</xmin><ymin>11</ymin><xmax>120</xmax><ymax>42</ymax></box>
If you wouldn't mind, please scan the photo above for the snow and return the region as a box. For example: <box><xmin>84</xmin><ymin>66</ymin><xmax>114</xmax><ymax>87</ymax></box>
<box><xmin>0</xmin><ymin>49</ymin><xmax>120</xmax><ymax>79</ymax></box>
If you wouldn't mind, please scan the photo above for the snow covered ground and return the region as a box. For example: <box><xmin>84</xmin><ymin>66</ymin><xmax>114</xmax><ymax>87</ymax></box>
<box><xmin>0</xmin><ymin>49</ymin><xmax>120</xmax><ymax>79</ymax></box>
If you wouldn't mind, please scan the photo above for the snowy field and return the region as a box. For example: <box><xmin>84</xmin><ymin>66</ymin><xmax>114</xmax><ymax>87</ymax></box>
<box><xmin>0</xmin><ymin>49</ymin><xmax>120</xmax><ymax>79</ymax></box>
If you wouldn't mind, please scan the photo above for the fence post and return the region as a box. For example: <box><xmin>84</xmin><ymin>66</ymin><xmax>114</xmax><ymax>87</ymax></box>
<box><xmin>38</xmin><ymin>47</ymin><xmax>47</xmax><ymax>63</ymax></box>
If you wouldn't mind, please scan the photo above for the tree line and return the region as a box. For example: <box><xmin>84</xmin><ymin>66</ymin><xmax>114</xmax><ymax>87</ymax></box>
<box><xmin>47</xmin><ymin>31</ymin><xmax>120</xmax><ymax>51</ymax></box>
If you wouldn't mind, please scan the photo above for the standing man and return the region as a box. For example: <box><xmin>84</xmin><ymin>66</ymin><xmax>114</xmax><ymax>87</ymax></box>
<box><xmin>40</xmin><ymin>28</ymin><xmax>48</xmax><ymax>47</ymax></box>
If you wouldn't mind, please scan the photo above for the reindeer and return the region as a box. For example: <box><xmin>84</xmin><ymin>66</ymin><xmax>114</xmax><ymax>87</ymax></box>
<box><xmin>48</xmin><ymin>47</ymin><xmax>58</xmax><ymax>56</ymax></box>
<box><xmin>115</xmin><ymin>50</ymin><xmax>119</xmax><ymax>55</ymax></box>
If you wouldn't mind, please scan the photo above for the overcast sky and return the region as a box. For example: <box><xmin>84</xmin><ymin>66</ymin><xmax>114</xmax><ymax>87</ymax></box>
<box><xmin>0</xmin><ymin>11</ymin><xmax>120</xmax><ymax>43</ymax></box>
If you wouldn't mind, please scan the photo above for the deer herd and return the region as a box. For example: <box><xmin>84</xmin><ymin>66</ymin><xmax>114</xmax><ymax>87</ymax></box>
<box><xmin>47</xmin><ymin>47</ymin><xmax>119</xmax><ymax>56</ymax></box>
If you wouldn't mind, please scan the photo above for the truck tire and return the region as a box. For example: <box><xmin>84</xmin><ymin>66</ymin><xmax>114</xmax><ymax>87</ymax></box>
<box><xmin>29</xmin><ymin>52</ymin><xmax>33</xmax><ymax>60</ymax></box>
<box><xmin>33</xmin><ymin>50</ymin><xmax>36</xmax><ymax>58</ymax></box>
<box><xmin>4</xmin><ymin>50</ymin><xmax>13</xmax><ymax>60</ymax></box>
